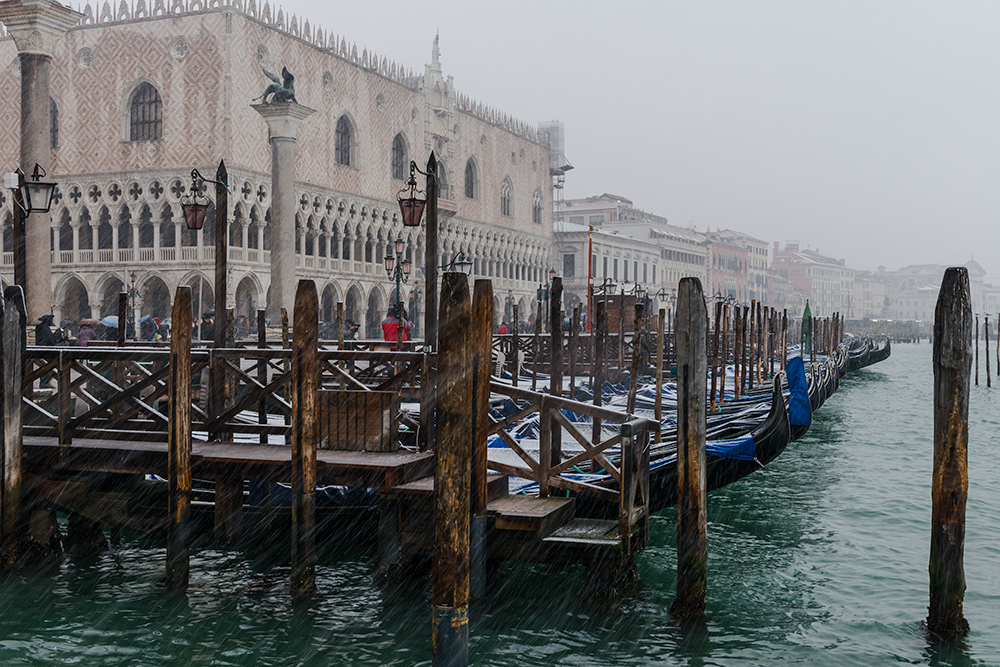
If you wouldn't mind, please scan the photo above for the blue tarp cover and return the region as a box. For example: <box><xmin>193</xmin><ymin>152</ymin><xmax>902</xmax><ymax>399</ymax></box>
<box><xmin>786</xmin><ymin>356</ymin><xmax>811</xmax><ymax>427</ymax></box>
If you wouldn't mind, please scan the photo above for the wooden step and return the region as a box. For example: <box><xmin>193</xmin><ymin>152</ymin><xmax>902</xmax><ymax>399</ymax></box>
<box><xmin>385</xmin><ymin>472</ymin><xmax>508</xmax><ymax>502</ymax></box>
<box><xmin>542</xmin><ymin>518</ymin><xmax>619</xmax><ymax>548</ymax></box>
<box><xmin>486</xmin><ymin>494</ymin><xmax>575</xmax><ymax>539</ymax></box>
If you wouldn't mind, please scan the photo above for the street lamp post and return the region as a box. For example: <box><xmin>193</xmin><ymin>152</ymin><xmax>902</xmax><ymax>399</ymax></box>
<box><xmin>384</xmin><ymin>235</ymin><xmax>412</xmax><ymax>314</ymax></box>
<box><xmin>4</xmin><ymin>164</ymin><xmax>57</xmax><ymax>307</ymax></box>
<box><xmin>126</xmin><ymin>271</ymin><xmax>147</xmax><ymax>338</ymax></box>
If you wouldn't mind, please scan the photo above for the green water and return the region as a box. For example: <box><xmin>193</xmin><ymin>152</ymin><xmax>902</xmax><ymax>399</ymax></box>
<box><xmin>1</xmin><ymin>343</ymin><xmax>998</xmax><ymax>666</ymax></box>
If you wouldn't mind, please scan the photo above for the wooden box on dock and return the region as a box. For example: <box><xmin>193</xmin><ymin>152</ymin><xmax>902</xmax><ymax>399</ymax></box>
<box><xmin>319</xmin><ymin>390</ymin><xmax>399</xmax><ymax>452</ymax></box>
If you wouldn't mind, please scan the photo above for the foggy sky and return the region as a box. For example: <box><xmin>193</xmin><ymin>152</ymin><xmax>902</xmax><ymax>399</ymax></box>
<box><xmin>280</xmin><ymin>1</ymin><xmax>1000</xmax><ymax>280</ymax></box>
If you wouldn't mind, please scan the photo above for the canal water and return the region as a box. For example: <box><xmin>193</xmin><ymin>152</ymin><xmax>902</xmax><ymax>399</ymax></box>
<box><xmin>0</xmin><ymin>342</ymin><xmax>998</xmax><ymax>666</ymax></box>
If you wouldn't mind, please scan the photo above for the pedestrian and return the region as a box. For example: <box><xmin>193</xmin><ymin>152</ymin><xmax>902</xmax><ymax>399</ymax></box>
<box><xmin>201</xmin><ymin>310</ymin><xmax>215</xmax><ymax>341</ymax></box>
<box><xmin>498</xmin><ymin>321</ymin><xmax>508</xmax><ymax>335</ymax></box>
<box><xmin>381</xmin><ymin>305</ymin><xmax>411</xmax><ymax>347</ymax></box>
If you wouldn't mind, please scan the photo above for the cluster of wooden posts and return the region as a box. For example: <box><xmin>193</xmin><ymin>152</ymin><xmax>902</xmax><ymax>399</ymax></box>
<box><xmin>972</xmin><ymin>313</ymin><xmax>1000</xmax><ymax>388</ymax></box>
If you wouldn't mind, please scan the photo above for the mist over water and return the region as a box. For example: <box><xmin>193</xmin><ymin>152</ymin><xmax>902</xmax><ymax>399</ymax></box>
<box><xmin>0</xmin><ymin>343</ymin><xmax>997</xmax><ymax>666</ymax></box>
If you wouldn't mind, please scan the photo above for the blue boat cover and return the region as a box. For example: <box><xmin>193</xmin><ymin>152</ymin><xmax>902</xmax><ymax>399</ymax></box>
<box><xmin>786</xmin><ymin>356</ymin><xmax>811</xmax><ymax>427</ymax></box>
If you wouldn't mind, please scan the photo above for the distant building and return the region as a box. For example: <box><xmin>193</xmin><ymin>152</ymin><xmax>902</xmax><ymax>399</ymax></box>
<box><xmin>702</xmin><ymin>236</ymin><xmax>748</xmax><ymax>301</ymax></box>
<box><xmin>556</xmin><ymin>193</ymin><xmax>707</xmax><ymax>292</ymax></box>
<box><xmin>771</xmin><ymin>242</ymin><xmax>854</xmax><ymax>317</ymax></box>
<box><xmin>709</xmin><ymin>229</ymin><xmax>769</xmax><ymax>302</ymax></box>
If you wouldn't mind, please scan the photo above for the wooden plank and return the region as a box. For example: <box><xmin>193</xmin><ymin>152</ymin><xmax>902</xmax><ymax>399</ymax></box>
<box><xmin>1</xmin><ymin>288</ymin><xmax>25</xmax><ymax>559</ymax></box>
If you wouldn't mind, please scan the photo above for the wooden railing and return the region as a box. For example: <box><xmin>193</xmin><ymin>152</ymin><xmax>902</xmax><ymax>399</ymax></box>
<box><xmin>22</xmin><ymin>345</ymin><xmax>426</xmax><ymax>445</ymax></box>
<box><xmin>486</xmin><ymin>380</ymin><xmax>652</xmax><ymax>549</ymax></box>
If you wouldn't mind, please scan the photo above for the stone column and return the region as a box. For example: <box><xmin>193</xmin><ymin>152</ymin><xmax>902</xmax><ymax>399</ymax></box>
<box><xmin>252</xmin><ymin>102</ymin><xmax>315</xmax><ymax>321</ymax></box>
<box><xmin>0</xmin><ymin>0</ymin><xmax>82</xmax><ymax>323</ymax></box>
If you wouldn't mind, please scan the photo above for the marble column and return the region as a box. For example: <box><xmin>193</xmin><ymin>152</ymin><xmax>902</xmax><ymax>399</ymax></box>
<box><xmin>252</xmin><ymin>102</ymin><xmax>315</xmax><ymax>321</ymax></box>
<box><xmin>0</xmin><ymin>0</ymin><xmax>82</xmax><ymax>323</ymax></box>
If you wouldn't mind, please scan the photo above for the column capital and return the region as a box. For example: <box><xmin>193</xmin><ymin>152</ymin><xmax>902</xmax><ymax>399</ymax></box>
<box><xmin>0</xmin><ymin>0</ymin><xmax>82</xmax><ymax>57</ymax></box>
<box><xmin>252</xmin><ymin>102</ymin><xmax>316</xmax><ymax>140</ymax></box>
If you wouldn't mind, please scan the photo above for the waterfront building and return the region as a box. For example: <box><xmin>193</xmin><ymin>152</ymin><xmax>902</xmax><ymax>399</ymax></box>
<box><xmin>708</xmin><ymin>229</ymin><xmax>769</xmax><ymax>302</ymax></box>
<box><xmin>770</xmin><ymin>242</ymin><xmax>854</xmax><ymax>317</ymax></box>
<box><xmin>0</xmin><ymin>1</ymin><xmax>553</xmax><ymax>336</ymax></box>
<box><xmin>701</xmin><ymin>234</ymin><xmax>748</xmax><ymax>302</ymax></box>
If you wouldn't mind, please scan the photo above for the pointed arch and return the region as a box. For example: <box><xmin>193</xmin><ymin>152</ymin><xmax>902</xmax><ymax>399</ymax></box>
<box><xmin>464</xmin><ymin>156</ymin><xmax>478</xmax><ymax>199</ymax></box>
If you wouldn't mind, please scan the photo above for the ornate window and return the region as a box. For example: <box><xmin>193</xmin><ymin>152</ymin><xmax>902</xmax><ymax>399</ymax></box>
<box><xmin>532</xmin><ymin>189</ymin><xmax>542</xmax><ymax>224</ymax></box>
<box><xmin>335</xmin><ymin>115</ymin><xmax>353</xmax><ymax>166</ymax></box>
<box><xmin>391</xmin><ymin>133</ymin><xmax>407</xmax><ymax>180</ymax></box>
<box><xmin>500</xmin><ymin>179</ymin><xmax>512</xmax><ymax>217</ymax></box>
<box><xmin>464</xmin><ymin>158</ymin><xmax>478</xmax><ymax>199</ymax></box>
<box><xmin>129</xmin><ymin>82</ymin><xmax>163</xmax><ymax>142</ymax></box>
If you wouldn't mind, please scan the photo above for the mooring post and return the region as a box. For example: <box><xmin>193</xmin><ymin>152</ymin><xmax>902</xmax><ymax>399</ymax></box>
<box><xmin>290</xmin><ymin>281</ymin><xmax>318</xmax><ymax>600</ymax></box>
<box><xmin>591</xmin><ymin>301</ymin><xmax>606</xmax><ymax>471</ymax></box>
<box><xmin>733</xmin><ymin>304</ymin><xmax>742</xmax><ymax>400</ymax></box>
<box><xmin>470</xmin><ymin>279</ymin><xmax>493</xmax><ymax>600</ymax></box>
<box><xmin>511</xmin><ymin>303</ymin><xmax>519</xmax><ymax>386</ymax></box>
<box><xmin>432</xmin><ymin>272</ymin><xmax>473</xmax><ymax>667</ymax></box>
<box><xmin>719</xmin><ymin>303</ymin><xmax>729</xmax><ymax>405</ymax></box>
<box><xmin>654</xmin><ymin>308</ymin><xmax>665</xmax><ymax>444</ymax></box>
<box><xmin>748</xmin><ymin>302</ymin><xmax>756</xmax><ymax>390</ymax></box>
<box><xmin>927</xmin><ymin>266</ymin><xmax>971</xmax><ymax>640</ymax></box>
<box><xmin>532</xmin><ymin>300</ymin><xmax>541</xmax><ymax>392</ymax></box>
<box><xmin>986</xmin><ymin>317</ymin><xmax>991</xmax><ymax>388</ymax></box>
<box><xmin>164</xmin><ymin>285</ymin><xmax>192</xmax><ymax>590</ymax></box>
<box><xmin>569</xmin><ymin>305</ymin><xmax>580</xmax><ymax>400</ymax></box>
<box><xmin>781</xmin><ymin>309</ymin><xmax>788</xmax><ymax>372</ymax></box>
<box><xmin>627</xmin><ymin>303</ymin><xmax>644</xmax><ymax>415</ymax></box>
<box><xmin>709</xmin><ymin>301</ymin><xmax>721</xmax><ymax>412</ymax></box>
<box><xmin>549</xmin><ymin>278</ymin><xmax>564</xmax><ymax>470</ymax></box>
<box><xmin>671</xmin><ymin>277</ymin><xmax>708</xmax><ymax>622</ymax></box>
<box><xmin>0</xmin><ymin>288</ymin><xmax>25</xmax><ymax>568</ymax></box>
<box><xmin>257</xmin><ymin>309</ymin><xmax>268</xmax><ymax>444</ymax></box>
<box><xmin>974</xmin><ymin>315</ymin><xmax>979</xmax><ymax>386</ymax></box>
<box><xmin>740</xmin><ymin>306</ymin><xmax>748</xmax><ymax>396</ymax></box>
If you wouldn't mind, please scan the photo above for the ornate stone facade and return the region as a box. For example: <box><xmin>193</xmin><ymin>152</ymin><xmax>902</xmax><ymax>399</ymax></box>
<box><xmin>0</xmin><ymin>0</ymin><xmax>553</xmax><ymax>336</ymax></box>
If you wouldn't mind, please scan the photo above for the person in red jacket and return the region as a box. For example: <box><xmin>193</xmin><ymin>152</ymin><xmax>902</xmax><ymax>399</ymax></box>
<box><xmin>381</xmin><ymin>305</ymin><xmax>411</xmax><ymax>345</ymax></box>
<box><xmin>498</xmin><ymin>321</ymin><xmax>508</xmax><ymax>335</ymax></box>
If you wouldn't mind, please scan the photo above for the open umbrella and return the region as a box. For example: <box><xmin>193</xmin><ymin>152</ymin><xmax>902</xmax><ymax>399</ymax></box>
<box><xmin>101</xmin><ymin>315</ymin><xmax>119</xmax><ymax>327</ymax></box>
<box><xmin>78</xmin><ymin>318</ymin><xmax>101</xmax><ymax>327</ymax></box>
<box><xmin>139</xmin><ymin>314</ymin><xmax>152</xmax><ymax>323</ymax></box>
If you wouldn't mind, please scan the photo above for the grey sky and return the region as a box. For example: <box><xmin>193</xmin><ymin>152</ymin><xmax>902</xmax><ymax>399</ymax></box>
<box><xmin>283</xmin><ymin>1</ymin><xmax>1000</xmax><ymax>279</ymax></box>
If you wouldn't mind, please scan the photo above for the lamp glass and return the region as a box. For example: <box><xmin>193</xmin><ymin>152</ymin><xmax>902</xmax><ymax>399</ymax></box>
<box><xmin>394</xmin><ymin>237</ymin><xmax>405</xmax><ymax>255</ymax></box>
<box><xmin>182</xmin><ymin>202</ymin><xmax>208</xmax><ymax>230</ymax></box>
<box><xmin>402</xmin><ymin>259</ymin><xmax>412</xmax><ymax>275</ymax></box>
<box><xmin>398</xmin><ymin>197</ymin><xmax>426</xmax><ymax>227</ymax></box>
<box><xmin>384</xmin><ymin>255</ymin><xmax>395</xmax><ymax>272</ymax></box>
<box><xmin>21</xmin><ymin>180</ymin><xmax>56</xmax><ymax>213</ymax></box>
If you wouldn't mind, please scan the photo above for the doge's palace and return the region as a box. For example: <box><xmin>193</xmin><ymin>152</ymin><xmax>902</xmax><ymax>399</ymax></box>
<box><xmin>0</xmin><ymin>0</ymin><xmax>553</xmax><ymax>337</ymax></box>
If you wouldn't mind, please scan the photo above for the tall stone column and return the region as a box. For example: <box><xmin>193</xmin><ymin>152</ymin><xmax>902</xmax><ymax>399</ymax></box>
<box><xmin>252</xmin><ymin>102</ymin><xmax>315</xmax><ymax>321</ymax></box>
<box><xmin>0</xmin><ymin>0</ymin><xmax>82</xmax><ymax>323</ymax></box>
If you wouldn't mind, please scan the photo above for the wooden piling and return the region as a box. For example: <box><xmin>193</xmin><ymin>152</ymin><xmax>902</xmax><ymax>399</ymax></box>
<box><xmin>781</xmin><ymin>309</ymin><xmax>788</xmax><ymax>372</ymax></box>
<box><xmin>719</xmin><ymin>303</ymin><xmax>729</xmax><ymax>405</ymax></box>
<box><xmin>654</xmin><ymin>308</ymin><xmax>665</xmax><ymax>444</ymax></box>
<box><xmin>927</xmin><ymin>266</ymin><xmax>971</xmax><ymax>640</ymax></box>
<box><xmin>569</xmin><ymin>305</ymin><xmax>580</xmax><ymax>400</ymax></box>
<box><xmin>1</xmin><ymin>288</ymin><xmax>25</xmax><ymax>567</ymax></box>
<box><xmin>117</xmin><ymin>292</ymin><xmax>127</xmax><ymax>346</ymax></box>
<box><xmin>511</xmin><ymin>304</ymin><xmax>519</xmax><ymax>386</ymax></box>
<box><xmin>670</xmin><ymin>277</ymin><xmax>708</xmax><ymax>622</ymax></box>
<box><xmin>591</xmin><ymin>300</ymin><xmax>606</xmax><ymax>469</ymax></box>
<box><xmin>740</xmin><ymin>306</ymin><xmax>748</xmax><ymax>396</ymax></box>
<box><xmin>748</xmin><ymin>302</ymin><xmax>756</xmax><ymax>390</ymax></box>
<box><xmin>532</xmin><ymin>301</ymin><xmax>541</xmax><ymax>392</ymax></box>
<box><xmin>986</xmin><ymin>317</ymin><xmax>991</xmax><ymax>388</ymax></box>
<box><xmin>470</xmin><ymin>280</ymin><xmax>493</xmax><ymax>601</ymax></box>
<box><xmin>257</xmin><ymin>309</ymin><xmax>267</xmax><ymax>444</ymax></box>
<box><xmin>975</xmin><ymin>315</ymin><xmax>979</xmax><ymax>386</ymax></box>
<box><xmin>549</xmin><ymin>278</ymin><xmax>564</xmax><ymax>469</ymax></box>
<box><xmin>164</xmin><ymin>285</ymin><xmax>193</xmax><ymax>590</ymax></box>
<box><xmin>709</xmin><ymin>301</ymin><xmax>721</xmax><ymax>412</ymax></box>
<box><xmin>470</xmin><ymin>280</ymin><xmax>493</xmax><ymax>516</ymax></box>
<box><xmin>733</xmin><ymin>304</ymin><xmax>742</xmax><ymax>400</ymax></box>
<box><xmin>627</xmin><ymin>303</ymin><xmax>644</xmax><ymax>415</ymax></box>
<box><xmin>432</xmin><ymin>272</ymin><xmax>473</xmax><ymax>667</ymax></box>
<box><xmin>290</xmin><ymin>280</ymin><xmax>319</xmax><ymax>599</ymax></box>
